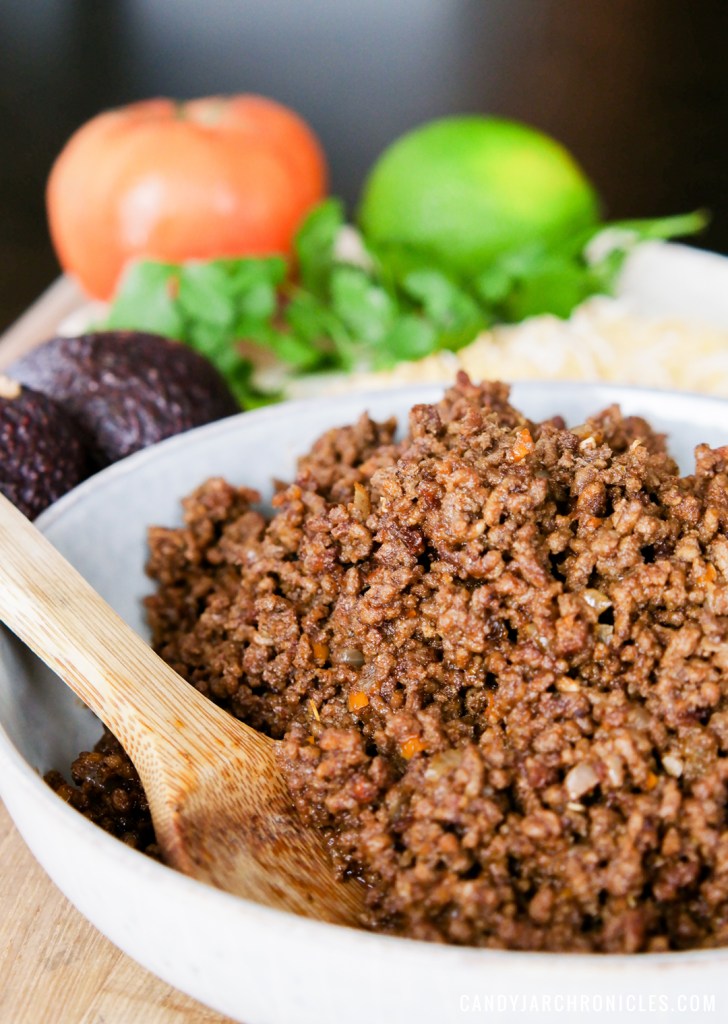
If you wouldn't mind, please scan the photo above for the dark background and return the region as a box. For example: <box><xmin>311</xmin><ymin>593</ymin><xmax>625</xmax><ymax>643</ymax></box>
<box><xmin>1</xmin><ymin>0</ymin><xmax>727</xmax><ymax>333</ymax></box>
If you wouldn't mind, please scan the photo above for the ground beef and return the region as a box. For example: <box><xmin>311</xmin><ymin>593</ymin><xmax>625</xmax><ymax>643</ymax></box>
<box><xmin>46</xmin><ymin>731</ymin><xmax>159</xmax><ymax>857</ymax></box>
<box><xmin>49</xmin><ymin>375</ymin><xmax>728</xmax><ymax>952</ymax></box>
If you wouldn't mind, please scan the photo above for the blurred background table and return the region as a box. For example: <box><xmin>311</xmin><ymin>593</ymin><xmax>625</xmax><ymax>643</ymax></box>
<box><xmin>1</xmin><ymin>0</ymin><xmax>727</xmax><ymax>333</ymax></box>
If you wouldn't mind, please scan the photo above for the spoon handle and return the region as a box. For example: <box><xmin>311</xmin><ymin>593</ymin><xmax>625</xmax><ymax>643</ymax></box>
<box><xmin>0</xmin><ymin>494</ymin><xmax>367</xmax><ymax>925</ymax></box>
<box><xmin>0</xmin><ymin>492</ymin><xmax>228</xmax><ymax>761</ymax></box>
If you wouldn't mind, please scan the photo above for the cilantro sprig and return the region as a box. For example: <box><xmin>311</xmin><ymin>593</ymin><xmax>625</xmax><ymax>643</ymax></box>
<box><xmin>105</xmin><ymin>201</ymin><xmax>707</xmax><ymax>407</ymax></box>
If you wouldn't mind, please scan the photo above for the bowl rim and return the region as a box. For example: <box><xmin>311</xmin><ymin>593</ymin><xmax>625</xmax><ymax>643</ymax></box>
<box><xmin>3</xmin><ymin>377</ymin><xmax>728</xmax><ymax>968</ymax></box>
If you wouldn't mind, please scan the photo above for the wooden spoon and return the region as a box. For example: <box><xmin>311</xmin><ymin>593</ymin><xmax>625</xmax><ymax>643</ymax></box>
<box><xmin>0</xmin><ymin>492</ymin><xmax>365</xmax><ymax>926</ymax></box>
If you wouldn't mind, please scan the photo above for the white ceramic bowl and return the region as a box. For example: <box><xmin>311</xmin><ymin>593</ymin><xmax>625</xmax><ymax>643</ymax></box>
<box><xmin>2</xmin><ymin>382</ymin><xmax>728</xmax><ymax>1024</ymax></box>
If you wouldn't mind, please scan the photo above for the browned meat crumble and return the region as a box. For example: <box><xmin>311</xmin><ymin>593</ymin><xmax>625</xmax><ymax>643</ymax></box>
<box><xmin>46</xmin><ymin>731</ymin><xmax>159</xmax><ymax>857</ymax></box>
<box><xmin>49</xmin><ymin>375</ymin><xmax>728</xmax><ymax>952</ymax></box>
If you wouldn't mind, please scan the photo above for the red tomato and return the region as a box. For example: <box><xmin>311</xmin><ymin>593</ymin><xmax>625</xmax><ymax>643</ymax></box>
<box><xmin>47</xmin><ymin>95</ymin><xmax>328</xmax><ymax>300</ymax></box>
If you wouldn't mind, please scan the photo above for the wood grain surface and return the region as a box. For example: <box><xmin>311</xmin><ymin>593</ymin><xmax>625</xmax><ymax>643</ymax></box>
<box><xmin>0</xmin><ymin>799</ymin><xmax>234</xmax><ymax>1024</ymax></box>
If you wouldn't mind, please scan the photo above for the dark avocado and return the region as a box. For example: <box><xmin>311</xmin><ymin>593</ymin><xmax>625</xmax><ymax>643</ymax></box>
<box><xmin>10</xmin><ymin>331</ymin><xmax>240</xmax><ymax>465</ymax></box>
<box><xmin>0</xmin><ymin>375</ymin><xmax>92</xmax><ymax>519</ymax></box>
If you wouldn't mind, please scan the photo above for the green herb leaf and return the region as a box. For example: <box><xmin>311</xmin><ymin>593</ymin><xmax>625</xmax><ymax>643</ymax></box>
<box><xmin>377</xmin><ymin>316</ymin><xmax>438</xmax><ymax>367</ymax></box>
<box><xmin>330</xmin><ymin>266</ymin><xmax>395</xmax><ymax>348</ymax></box>
<box><xmin>104</xmin><ymin>200</ymin><xmax>708</xmax><ymax>408</ymax></box>
<box><xmin>106</xmin><ymin>261</ymin><xmax>186</xmax><ymax>339</ymax></box>
<box><xmin>295</xmin><ymin>198</ymin><xmax>345</xmax><ymax>297</ymax></box>
<box><xmin>473</xmin><ymin>263</ymin><xmax>514</xmax><ymax>305</ymax></box>
<box><xmin>500</xmin><ymin>257</ymin><xmax>595</xmax><ymax>321</ymax></box>
<box><xmin>284</xmin><ymin>289</ymin><xmax>349</xmax><ymax>366</ymax></box>
<box><xmin>401</xmin><ymin>269</ymin><xmax>486</xmax><ymax>350</ymax></box>
<box><xmin>223</xmin><ymin>357</ymin><xmax>280</xmax><ymax>409</ymax></box>
<box><xmin>591</xmin><ymin>210</ymin><xmax>709</xmax><ymax>246</ymax></box>
<box><xmin>228</xmin><ymin>257</ymin><xmax>286</xmax><ymax>321</ymax></box>
<box><xmin>177</xmin><ymin>261</ymin><xmax>237</xmax><ymax>329</ymax></box>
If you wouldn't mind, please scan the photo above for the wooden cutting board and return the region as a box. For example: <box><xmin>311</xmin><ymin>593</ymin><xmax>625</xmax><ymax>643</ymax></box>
<box><xmin>0</xmin><ymin>799</ymin><xmax>235</xmax><ymax>1023</ymax></box>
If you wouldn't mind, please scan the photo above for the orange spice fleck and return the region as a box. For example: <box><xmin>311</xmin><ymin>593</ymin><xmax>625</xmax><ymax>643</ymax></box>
<box><xmin>312</xmin><ymin>641</ymin><xmax>329</xmax><ymax>662</ymax></box>
<box><xmin>510</xmin><ymin>428</ymin><xmax>534</xmax><ymax>462</ymax></box>
<box><xmin>586</xmin><ymin>516</ymin><xmax>602</xmax><ymax>530</ymax></box>
<box><xmin>401</xmin><ymin>736</ymin><xmax>427</xmax><ymax>759</ymax></box>
<box><xmin>697</xmin><ymin>564</ymin><xmax>717</xmax><ymax>585</ymax></box>
<box><xmin>644</xmin><ymin>772</ymin><xmax>659</xmax><ymax>791</ymax></box>
<box><xmin>348</xmin><ymin>690</ymin><xmax>369</xmax><ymax>712</ymax></box>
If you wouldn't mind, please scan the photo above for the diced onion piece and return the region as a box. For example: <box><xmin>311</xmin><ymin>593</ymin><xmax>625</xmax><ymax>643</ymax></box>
<box><xmin>604</xmin><ymin>754</ymin><xmax>624</xmax><ymax>787</ymax></box>
<box><xmin>565</xmin><ymin>761</ymin><xmax>600</xmax><ymax>800</ymax></box>
<box><xmin>583</xmin><ymin>588</ymin><xmax>612</xmax><ymax>613</ymax></box>
<box><xmin>424</xmin><ymin>749</ymin><xmax>462</xmax><ymax>780</ymax></box>
<box><xmin>353</xmin><ymin>482</ymin><xmax>371</xmax><ymax>517</ymax></box>
<box><xmin>337</xmin><ymin>647</ymin><xmax>365</xmax><ymax>668</ymax></box>
<box><xmin>662</xmin><ymin>754</ymin><xmax>684</xmax><ymax>778</ymax></box>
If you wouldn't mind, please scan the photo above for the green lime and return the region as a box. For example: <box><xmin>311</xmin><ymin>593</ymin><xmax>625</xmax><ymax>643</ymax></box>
<box><xmin>358</xmin><ymin>116</ymin><xmax>600</xmax><ymax>273</ymax></box>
